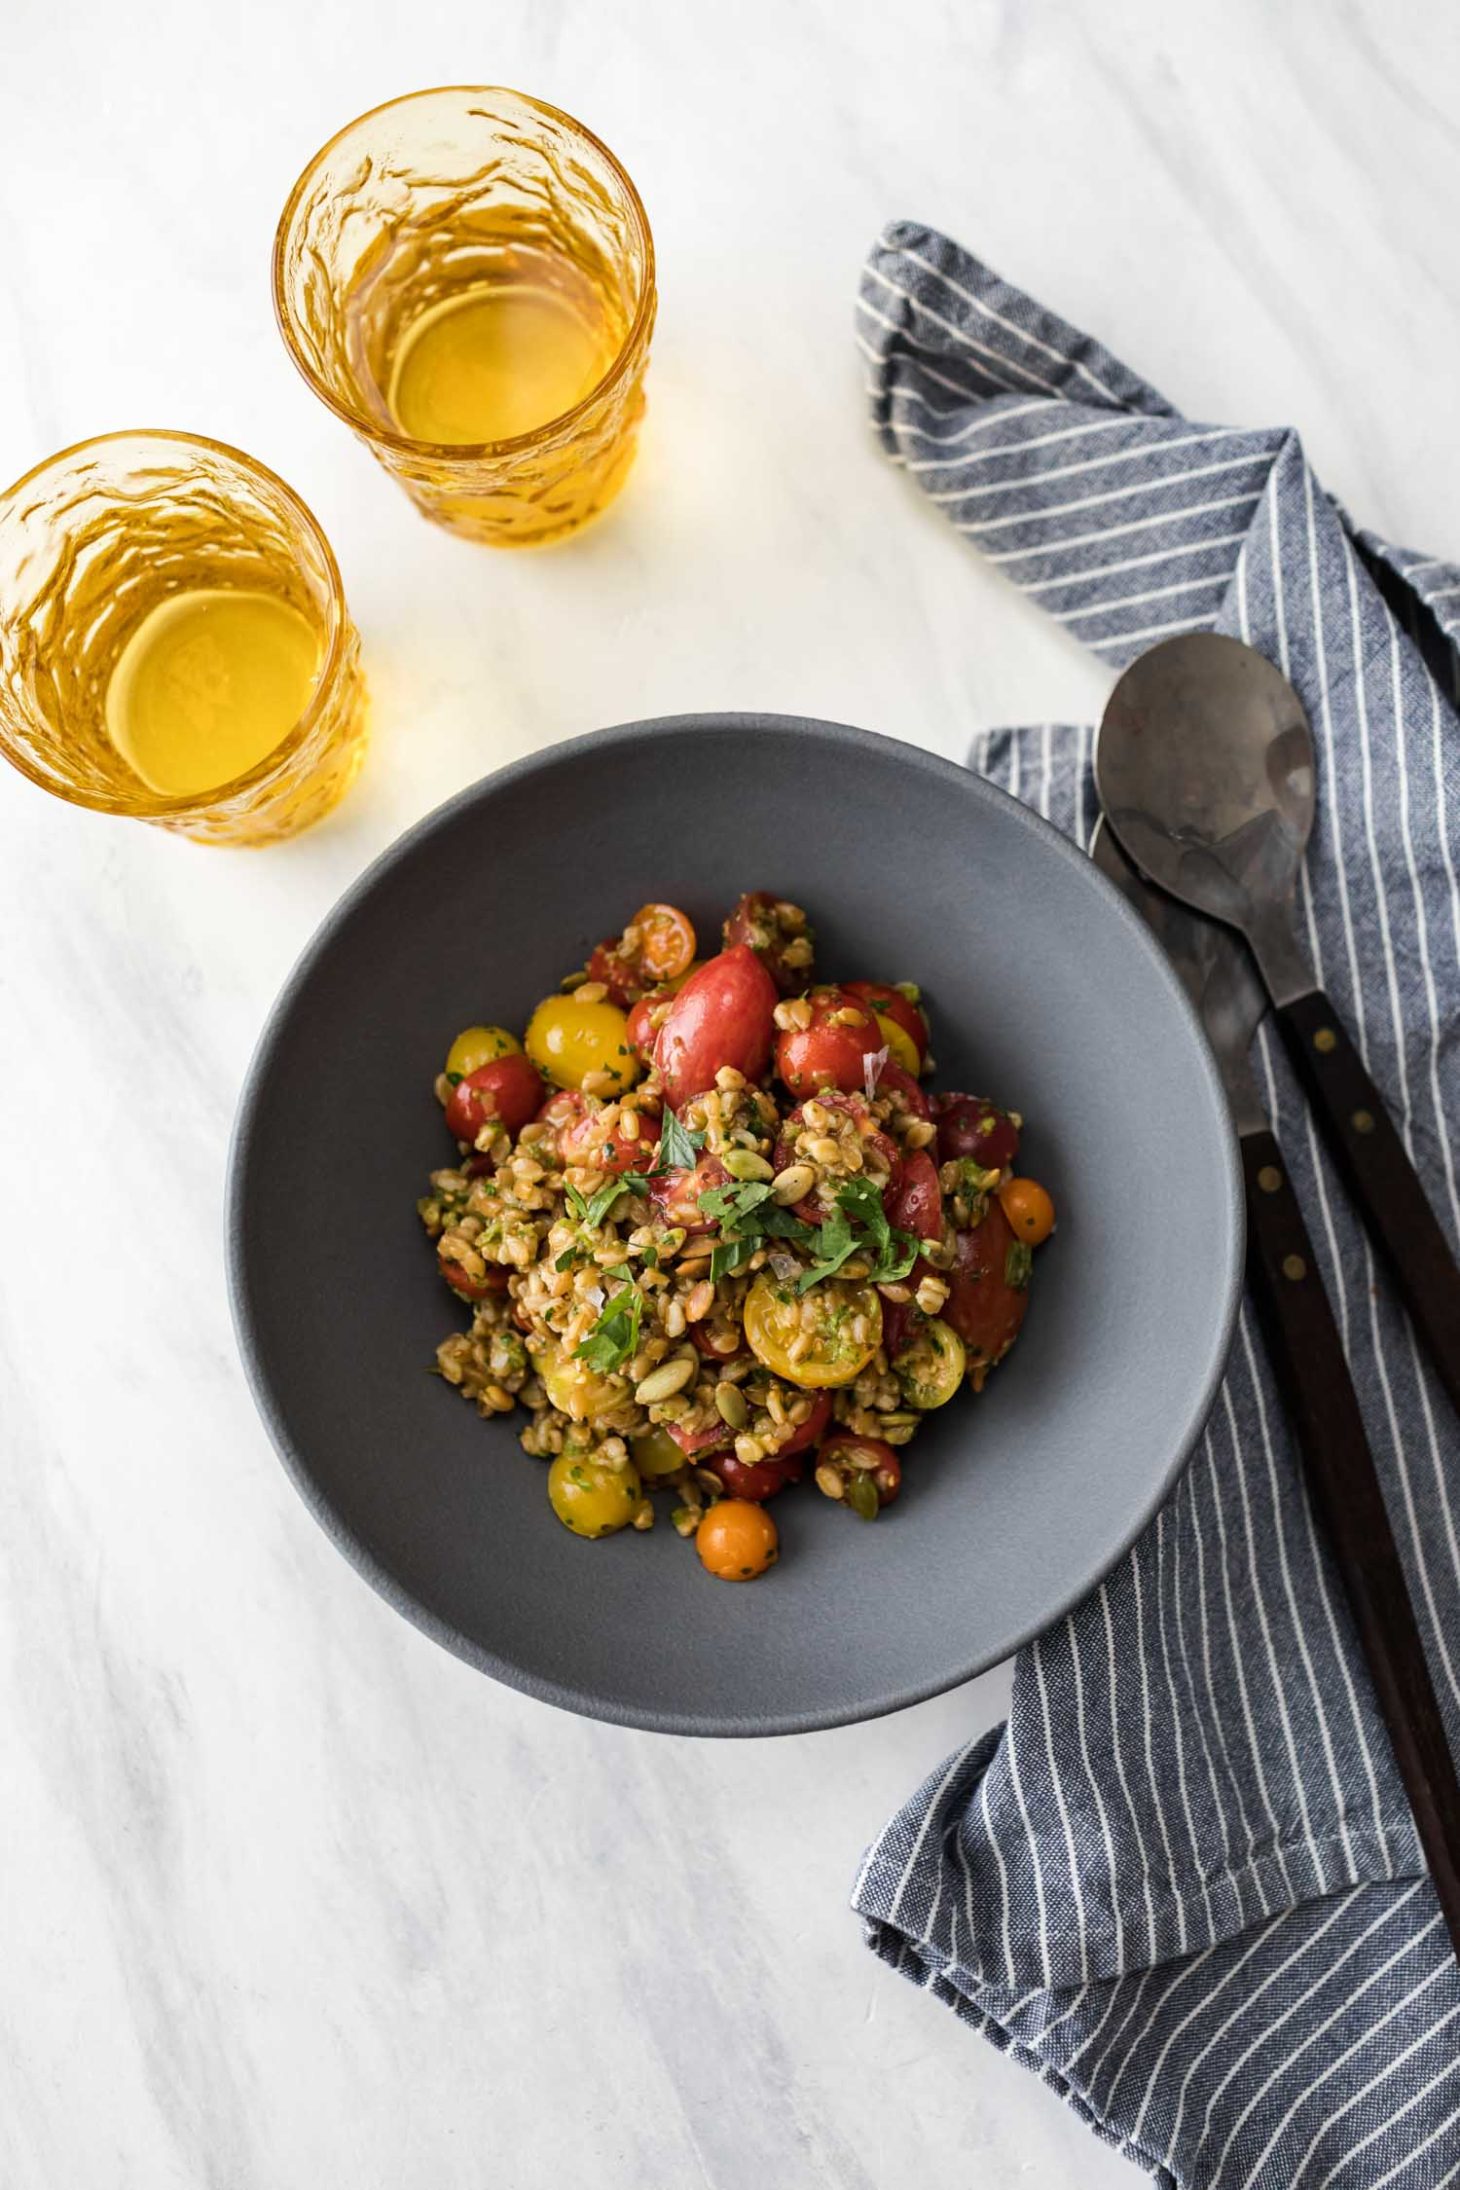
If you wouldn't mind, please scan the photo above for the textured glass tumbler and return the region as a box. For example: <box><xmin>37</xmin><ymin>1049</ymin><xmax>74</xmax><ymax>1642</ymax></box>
<box><xmin>0</xmin><ymin>433</ymin><xmax>366</xmax><ymax>845</ymax></box>
<box><xmin>273</xmin><ymin>87</ymin><xmax>656</xmax><ymax>547</ymax></box>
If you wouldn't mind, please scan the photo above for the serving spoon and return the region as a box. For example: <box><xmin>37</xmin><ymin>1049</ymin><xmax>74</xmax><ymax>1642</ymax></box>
<box><xmin>1095</xmin><ymin>631</ymin><xmax>1460</xmax><ymax>1423</ymax></box>
<box><xmin>1092</xmin><ymin>816</ymin><xmax>1460</xmax><ymax>1962</ymax></box>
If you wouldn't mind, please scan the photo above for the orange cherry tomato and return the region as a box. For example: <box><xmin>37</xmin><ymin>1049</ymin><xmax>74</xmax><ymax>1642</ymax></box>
<box><xmin>999</xmin><ymin>1176</ymin><xmax>1056</xmax><ymax>1246</ymax></box>
<box><xmin>588</xmin><ymin>904</ymin><xmax>697</xmax><ymax>1005</ymax></box>
<box><xmin>696</xmin><ymin>1499</ymin><xmax>780</xmax><ymax>1581</ymax></box>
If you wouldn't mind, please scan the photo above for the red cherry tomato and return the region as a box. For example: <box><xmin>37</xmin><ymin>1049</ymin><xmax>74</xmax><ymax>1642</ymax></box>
<box><xmin>875</xmin><ymin>1060</ymin><xmax>932</xmax><ymax>1122</ymax></box>
<box><xmin>626</xmin><ymin>987</ymin><xmax>671</xmax><ymax>1060</ymax></box>
<box><xmin>933</xmin><ymin>1093</ymin><xmax>1021</xmax><ymax>1171</ymax></box>
<box><xmin>722</xmin><ymin>891</ymin><xmax>810</xmax><ymax>995</ymax></box>
<box><xmin>886</xmin><ymin>1149</ymin><xmax>942</xmax><ymax>1244</ymax></box>
<box><xmin>689</xmin><ymin>1323</ymin><xmax>747</xmax><ymax>1361</ymax></box>
<box><xmin>775</xmin><ymin>986</ymin><xmax>885</xmax><ymax>1097</ymax></box>
<box><xmin>558</xmin><ymin>1105</ymin><xmax>657</xmax><ymax>1177</ymax></box>
<box><xmin>667</xmin><ymin>1419</ymin><xmax>732</xmax><ymax>1460</ymax></box>
<box><xmin>774</xmin><ymin>1390</ymin><xmax>832</xmax><ymax>1457</ymax></box>
<box><xmin>714</xmin><ymin>1448</ymin><xmax>804</xmax><ymax>1501</ymax></box>
<box><xmin>879</xmin><ymin>1295</ymin><xmax>916</xmax><ymax>1360</ymax></box>
<box><xmin>818</xmin><ymin>1433</ymin><xmax>903</xmax><ymax>1507</ymax></box>
<box><xmin>444</xmin><ymin>1052</ymin><xmax>544</xmax><ymax>1142</ymax></box>
<box><xmin>843</xmin><ymin>982</ymin><xmax>930</xmax><ymax>1069</ymax></box>
<box><xmin>654</xmin><ymin>946</ymin><xmax>778</xmax><ymax>1108</ymax></box>
<box><xmin>773</xmin><ymin>1094</ymin><xmax>901</xmax><ymax>1222</ymax></box>
<box><xmin>440</xmin><ymin>1256</ymin><xmax>508</xmax><ymax>1303</ymax></box>
<box><xmin>585</xmin><ymin>936</ymin><xmax>641</xmax><ymax>1009</ymax></box>
<box><xmin>943</xmin><ymin>1202</ymin><xmax>1029</xmax><ymax>1369</ymax></box>
<box><xmin>647</xmin><ymin>1153</ymin><xmax>729</xmax><ymax>1233</ymax></box>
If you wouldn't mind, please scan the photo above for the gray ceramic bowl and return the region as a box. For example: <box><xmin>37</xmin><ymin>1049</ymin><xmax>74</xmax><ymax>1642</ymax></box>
<box><xmin>227</xmin><ymin>713</ymin><xmax>1241</xmax><ymax>1735</ymax></box>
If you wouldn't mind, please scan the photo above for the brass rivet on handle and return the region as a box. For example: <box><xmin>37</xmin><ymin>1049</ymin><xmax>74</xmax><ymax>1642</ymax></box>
<box><xmin>1313</xmin><ymin>1026</ymin><xmax>1337</xmax><ymax>1053</ymax></box>
<box><xmin>1282</xmin><ymin>1254</ymin><xmax>1307</xmax><ymax>1282</ymax></box>
<box><xmin>1257</xmin><ymin>1165</ymin><xmax>1283</xmax><ymax>1194</ymax></box>
<box><xmin>1353</xmin><ymin>1109</ymin><xmax>1376</xmax><ymax>1134</ymax></box>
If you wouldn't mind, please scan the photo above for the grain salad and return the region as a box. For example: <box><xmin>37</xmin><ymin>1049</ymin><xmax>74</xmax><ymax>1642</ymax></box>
<box><xmin>417</xmin><ymin>893</ymin><xmax>1056</xmax><ymax>1582</ymax></box>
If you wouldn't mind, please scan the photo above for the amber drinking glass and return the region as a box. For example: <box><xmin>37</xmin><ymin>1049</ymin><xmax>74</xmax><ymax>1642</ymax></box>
<box><xmin>0</xmin><ymin>433</ymin><xmax>366</xmax><ymax>845</ymax></box>
<box><xmin>273</xmin><ymin>87</ymin><xmax>656</xmax><ymax>548</ymax></box>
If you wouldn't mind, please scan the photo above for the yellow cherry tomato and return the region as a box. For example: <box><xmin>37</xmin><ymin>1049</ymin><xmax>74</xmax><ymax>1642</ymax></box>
<box><xmin>526</xmin><ymin>994</ymin><xmax>640</xmax><ymax>1092</ymax></box>
<box><xmin>696</xmin><ymin>1498</ymin><xmax>779</xmax><ymax>1581</ymax></box>
<box><xmin>631</xmin><ymin>1425</ymin><xmax>687</xmax><ymax>1481</ymax></box>
<box><xmin>873</xmin><ymin>1011</ymin><xmax>920</xmax><ymax>1077</ymax></box>
<box><xmin>548</xmin><ymin>1451</ymin><xmax>642</xmax><ymax>1539</ymax></box>
<box><xmin>894</xmin><ymin>1317</ymin><xmax>968</xmax><ymax>1409</ymax></box>
<box><xmin>539</xmin><ymin>1341</ymin><xmax>628</xmax><ymax>1423</ymax></box>
<box><xmin>742</xmin><ymin>1272</ymin><xmax>882</xmax><ymax>1388</ymax></box>
<box><xmin>998</xmin><ymin>1176</ymin><xmax>1056</xmax><ymax>1247</ymax></box>
<box><xmin>445</xmin><ymin>1023</ymin><xmax>521</xmax><ymax>1079</ymax></box>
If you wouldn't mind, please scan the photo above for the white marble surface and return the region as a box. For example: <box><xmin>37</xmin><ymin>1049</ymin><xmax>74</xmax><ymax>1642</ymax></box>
<box><xmin>3</xmin><ymin>2</ymin><xmax>1459</xmax><ymax>2183</ymax></box>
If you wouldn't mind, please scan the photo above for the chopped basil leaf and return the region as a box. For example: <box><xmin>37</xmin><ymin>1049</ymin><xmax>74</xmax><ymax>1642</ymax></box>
<box><xmin>562</xmin><ymin>1181</ymin><xmax>589</xmax><ymax>1222</ymax></box>
<box><xmin>575</xmin><ymin>1282</ymin><xmax>643</xmax><ymax>1372</ymax></box>
<box><xmin>709</xmin><ymin>1235</ymin><xmax>761</xmax><ymax>1283</ymax></box>
<box><xmin>656</xmin><ymin>1109</ymin><xmax>706</xmax><ymax>1173</ymax></box>
<box><xmin>554</xmin><ymin>1247</ymin><xmax>581</xmax><ymax>1272</ymax></box>
<box><xmin>445</xmin><ymin>1070</ymin><xmax>464</xmax><ymax>1086</ymax></box>
<box><xmin>1005</xmin><ymin>1240</ymin><xmax>1033</xmax><ymax>1291</ymax></box>
<box><xmin>584</xmin><ymin>1175</ymin><xmax>649</xmax><ymax>1229</ymax></box>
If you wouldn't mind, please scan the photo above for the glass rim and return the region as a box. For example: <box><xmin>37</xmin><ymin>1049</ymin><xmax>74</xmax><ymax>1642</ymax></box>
<box><xmin>271</xmin><ymin>84</ymin><xmax>657</xmax><ymax>462</ymax></box>
<box><xmin>0</xmin><ymin>427</ymin><xmax>352</xmax><ymax>821</ymax></box>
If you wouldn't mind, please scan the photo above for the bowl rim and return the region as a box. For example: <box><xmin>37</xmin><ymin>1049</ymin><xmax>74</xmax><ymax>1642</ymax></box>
<box><xmin>226</xmin><ymin>710</ymin><xmax>1244</xmax><ymax>1736</ymax></box>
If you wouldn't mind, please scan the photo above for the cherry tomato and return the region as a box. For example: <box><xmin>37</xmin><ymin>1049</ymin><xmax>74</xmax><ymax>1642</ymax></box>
<box><xmin>934</xmin><ymin>1093</ymin><xmax>1020</xmax><ymax>1171</ymax></box>
<box><xmin>588</xmin><ymin>904</ymin><xmax>698</xmax><ymax>1005</ymax></box>
<box><xmin>722</xmin><ymin>892</ymin><xmax>813</xmax><ymax>995</ymax></box>
<box><xmin>445</xmin><ymin>1024</ymin><xmax>521</xmax><ymax>1079</ymax></box>
<box><xmin>743</xmin><ymin>1272</ymin><xmax>882</xmax><ymax>1387</ymax></box>
<box><xmin>999</xmin><ymin>1177</ymin><xmax>1056</xmax><ymax>1246</ymax></box>
<box><xmin>647</xmin><ymin>1152</ymin><xmax>730</xmax><ymax>1233</ymax></box>
<box><xmin>585</xmin><ymin>938</ymin><xmax>641</xmax><ymax>1009</ymax></box>
<box><xmin>886</xmin><ymin>1149</ymin><xmax>943</xmax><ymax>1245</ymax></box>
<box><xmin>631</xmin><ymin>1425</ymin><xmax>690</xmax><ymax>1481</ymax></box>
<box><xmin>538</xmin><ymin>1341</ymin><xmax>628</xmax><ymax>1423</ymax></box>
<box><xmin>548</xmin><ymin>1451</ymin><xmax>642</xmax><ymax>1539</ymax></box>
<box><xmin>444</xmin><ymin>1052</ymin><xmax>545</xmax><ymax>1142</ymax></box>
<box><xmin>942</xmin><ymin>1203</ymin><xmax>1030</xmax><ymax>1369</ymax></box>
<box><xmin>654</xmin><ymin>946</ymin><xmax>779</xmax><ymax>1108</ymax></box>
<box><xmin>666</xmin><ymin>1418</ymin><xmax>732</xmax><ymax>1460</ymax></box>
<box><xmin>776</xmin><ymin>987</ymin><xmax>885</xmax><ymax>1098</ymax></box>
<box><xmin>559</xmin><ymin>1102</ymin><xmax>657</xmax><ymax>1177</ymax></box>
<box><xmin>713</xmin><ymin>1448</ymin><xmax>804</xmax><ymax>1500</ymax></box>
<box><xmin>876</xmin><ymin>1059</ymin><xmax>932</xmax><ymax>1122</ymax></box>
<box><xmin>526</xmin><ymin>994</ymin><xmax>640</xmax><ymax>1093</ymax></box>
<box><xmin>818</xmin><ymin>1433</ymin><xmax>903</xmax><ymax>1512</ymax></box>
<box><xmin>893</xmin><ymin>1317</ymin><xmax>967</xmax><ymax>1408</ymax></box>
<box><xmin>689</xmin><ymin>1320</ymin><xmax>747</xmax><ymax>1362</ymax></box>
<box><xmin>844</xmin><ymin>982</ymin><xmax>930</xmax><ymax>1069</ymax></box>
<box><xmin>775</xmin><ymin>1389</ymin><xmax>833</xmax><ymax>1456</ymax></box>
<box><xmin>440</xmin><ymin>1254</ymin><xmax>508</xmax><ymax>1303</ymax></box>
<box><xmin>774</xmin><ymin>1094</ymin><xmax>902</xmax><ymax>1222</ymax></box>
<box><xmin>696</xmin><ymin>1499</ymin><xmax>779</xmax><ymax>1581</ymax></box>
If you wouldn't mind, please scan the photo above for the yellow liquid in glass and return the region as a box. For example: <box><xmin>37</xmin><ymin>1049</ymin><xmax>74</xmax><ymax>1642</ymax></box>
<box><xmin>105</xmin><ymin>589</ymin><xmax>320</xmax><ymax>797</ymax></box>
<box><xmin>387</xmin><ymin>267</ymin><xmax>617</xmax><ymax>446</ymax></box>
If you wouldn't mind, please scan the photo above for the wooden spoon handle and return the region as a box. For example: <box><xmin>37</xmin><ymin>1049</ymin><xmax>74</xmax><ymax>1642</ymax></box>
<box><xmin>1242</xmin><ymin>1126</ymin><xmax>1460</xmax><ymax>1959</ymax></box>
<box><xmin>1278</xmin><ymin>991</ymin><xmax>1460</xmax><ymax>1422</ymax></box>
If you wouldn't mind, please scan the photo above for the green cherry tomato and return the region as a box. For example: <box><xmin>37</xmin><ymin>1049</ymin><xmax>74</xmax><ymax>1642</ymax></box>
<box><xmin>893</xmin><ymin>1317</ymin><xmax>968</xmax><ymax>1408</ymax></box>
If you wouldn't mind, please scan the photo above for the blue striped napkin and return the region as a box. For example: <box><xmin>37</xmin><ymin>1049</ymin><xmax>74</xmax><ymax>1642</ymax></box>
<box><xmin>852</xmin><ymin>223</ymin><xmax>1460</xmax><ymax>2188</ymax></box>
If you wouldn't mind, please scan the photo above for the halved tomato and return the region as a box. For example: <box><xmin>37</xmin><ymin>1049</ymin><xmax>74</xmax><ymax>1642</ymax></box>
<box><xmin>942</xmin><ymin>1202</ymin><xmax>1030</xmax><ymax>1368</ymax></box>
<box><xmin>775</xmin><ymin>986</ymin><xmax>885</xmax><ymax>1098</ymax></box>
<box><xmin>654</xmin><ymin>946</ymin><xmax>779</xmax><ymax>1108</ymax></box>
<box><xmin>844</xmin><ymin>982</ymin><xmax>930</xmax><ymax>1069</ymax></box>
<box><xmin>933</xmin><ymin>1093</ymin><xmax>1020</xmax><ymax>1172</ymax></box>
